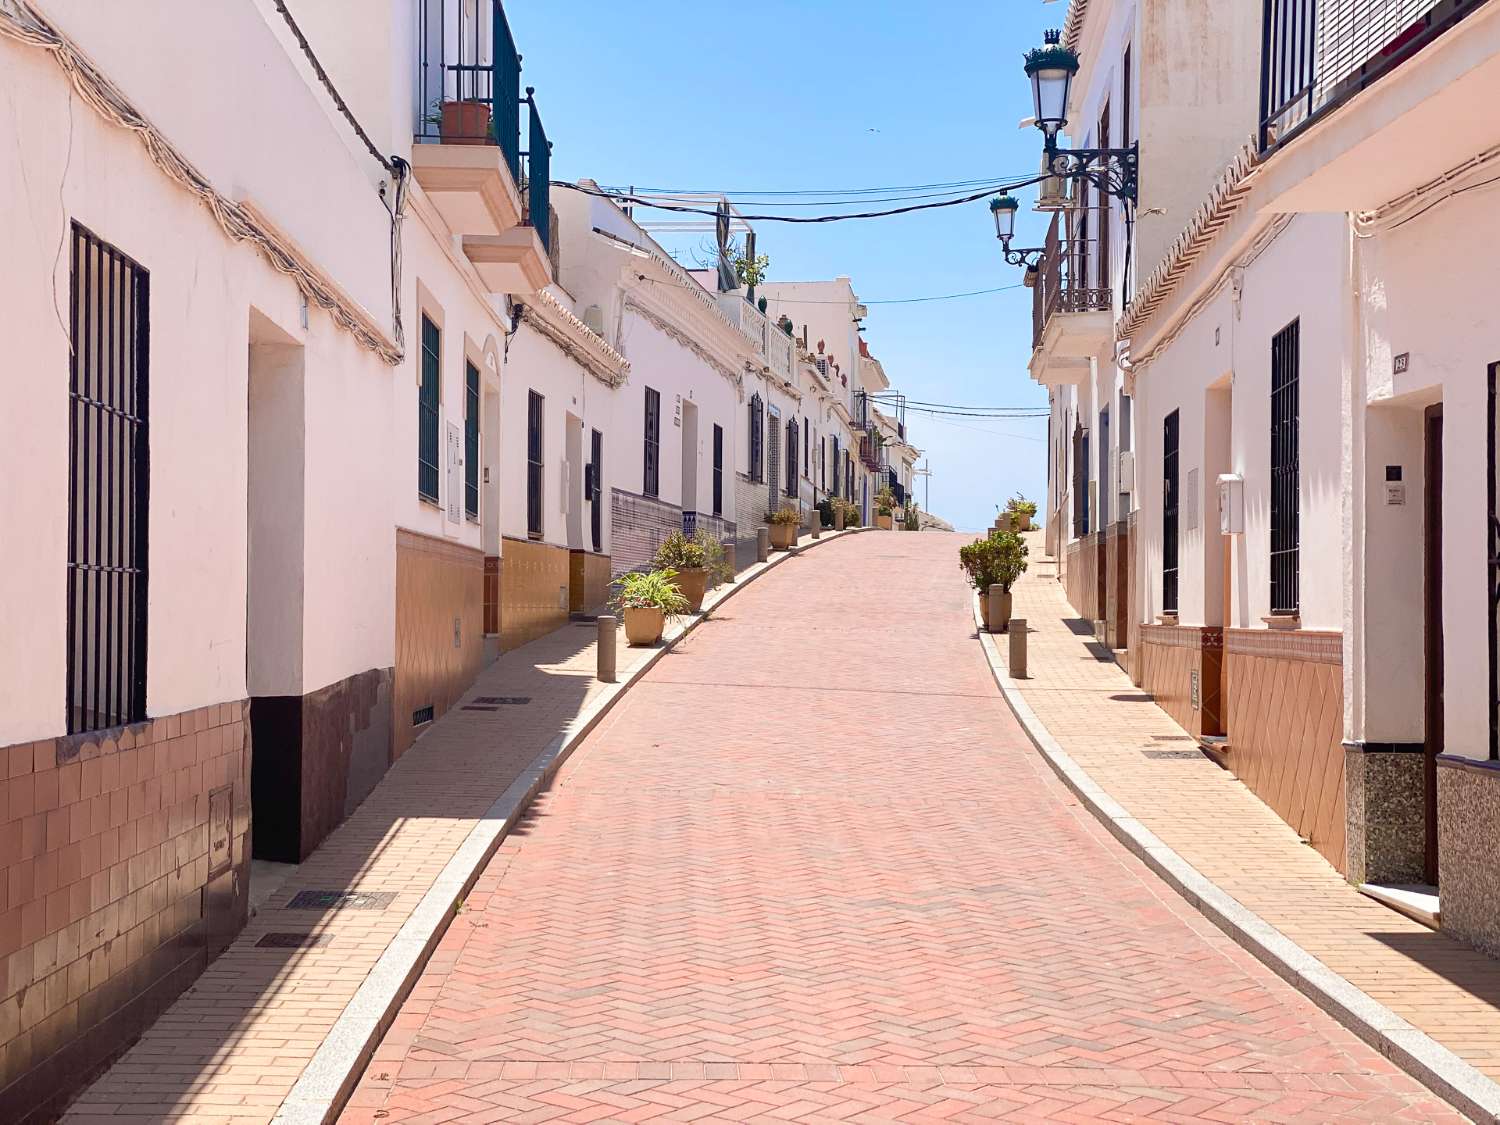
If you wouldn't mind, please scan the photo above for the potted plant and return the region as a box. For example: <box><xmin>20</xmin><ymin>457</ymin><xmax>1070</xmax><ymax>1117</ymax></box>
<box><xmin>959</xmin><ymin>530</ymin><xmax>1029</xmax><ymax>631</ymax></box>
<box><xmin>767</xmin><ymin>505</ymin><xmax>801</xmax><ymax>550</ymax></box>
<box><xmin>903</xmin><ymin>501</ymin><xmax>920</xmax><ymax>531</ymax></box>
<box><xmin>1007</xmin><ymin>493</ymin><xmax>1038</xmax><ymax>531</ymax></box>
<box><xmin>874</xmin><ymin>487</ymin><xmax>896</xmax><ymax>530</ymax></box>
<box><xmin>757</xmin><ymin>295</ymin><xmax>769</xmax><ymax>314</ymax></box>
<box><xmin>425</xmin><ymin>98</ymin><xmax>493</xmax><ymax>146</ymax></box>
<box><xmin>816</xmin><ymin>498</ymin><xmax>835</xmax><ymax>529</ymax></box>
<box><xmin>839</xmin><ymin>499</ymin><xmax>862</xmax><ymax>528</ymax></box>
<box><xmin>612</xmin><ymin>569</ymin><xmax>689</xmax><ymax>646</ymax></box>
<box><xmin>654</xmin><ymin>531</ymin><xmax>708</xmax><ymax>612</ymax></box>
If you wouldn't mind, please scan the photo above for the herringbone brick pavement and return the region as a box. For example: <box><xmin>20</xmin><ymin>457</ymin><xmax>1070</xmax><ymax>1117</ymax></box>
<box><xmin>342</xmin><ymin>532</ymin><xmax>1463</xmax><ymax>1123</ymax></box>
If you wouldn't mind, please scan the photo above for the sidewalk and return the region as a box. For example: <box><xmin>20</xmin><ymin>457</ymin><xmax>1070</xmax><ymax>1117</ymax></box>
<box><xmin>985</xmin><ymin>533</ymin><xmax>1500</xmax><ymax>1120</ymax></box>
<box><xmin>63</xmin><ymin>528</ymin><xmax>860</xmax><ymax>1124</ymax></box>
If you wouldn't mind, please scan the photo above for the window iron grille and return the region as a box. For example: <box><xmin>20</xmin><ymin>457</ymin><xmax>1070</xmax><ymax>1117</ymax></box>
<box><xmin>1270</xmin><ymin>319</ymin><xmax>1301</xmax><ymax>614</ymax></box>
<box><xmin>464</xmin><ymin>360</ymin><xmax>480</xmax><ymax>519</ymax></box>
<box><xmin>526</xmin><ymin>390</ymin><xmax>544</xmax><ymax>536</ymax></box>
<box><xmin>748</xmin><ymin>393</ymin><xmax>763</xmax><ymax>483</ymax></box>
<box><xmin>1163</xmin><ymin>409</ymin><xmax>1180</xmax><ymax>614</ymax></box>
<box><xmin>418</xmin><ymin>316</ymin><xmax>441</xmax><ymax>502</ymax></box>
<box><xmin>643</xmin><ymin>386</ymin><xmax>661</xmax><ymax>497</ymax></box>
<box><xmin>68</xmin><ymin>223</ymin><xmax>149</xmax><ymax>735</ymax></box>
<box><xmin>712</xmin><ymin>423</ymin><xmax>724</xmax><ymax>516</ymax></box>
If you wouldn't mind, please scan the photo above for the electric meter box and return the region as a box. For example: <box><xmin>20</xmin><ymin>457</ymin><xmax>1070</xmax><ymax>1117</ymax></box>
<box><xmin>1218</xmin><ymin>474</ymin><xmax>1245</xmax><ymax>535</ymax></box>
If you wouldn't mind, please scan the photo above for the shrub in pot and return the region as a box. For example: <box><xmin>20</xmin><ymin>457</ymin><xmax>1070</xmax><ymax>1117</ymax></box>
<box><xmin>874</xmin><ymin>486</ymin><xmax>896</xmax><ymax>530</ymax></box>
<box><xmin>816</xmin><ymin>498</ymin><xmax>835</xmax><ymax>529</ymax></box>
<box><xmin>767</xmin><ymin>505</ymin><xmax>801</xmax><ymax>550</ymax></box>
<box><xmin>612</xmin><ymin>569</ymin><xmax>689</xmax><ymax>646</ymax></box>
<box><xmin>654</xmin><ymin>532</ymin><xmax>708</xmax><ymax>611</ymax></box>
<box><xmin>1007</xmin><ymin>493</ymin><xmax>1039</xmax><ymax>532</ymax></box>
<box><xmin>838</xmin><ymin>499</ymin><xmax>862</xmax><ymax>528</ymax></box>
<box><xmin>958</xmin><ymin>530</ymin><xmax>1029</xmax><ymax>631</ymax></box>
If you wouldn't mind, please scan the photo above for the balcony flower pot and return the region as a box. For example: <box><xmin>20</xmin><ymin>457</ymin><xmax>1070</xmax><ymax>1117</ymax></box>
<box><xmin>623</xmin><ymin>606</ymin><xmax>665</xmax><ymax>646</ymax></box>
<box><xmin>876</xmin><ymin>513</ymin><xmax>894</xmax><ymax>530</ymax></box>
<box><xmin>440</xmin><ymin>100</ymin><xmax>492</xmax><ymax>146</ymax></box>
<box><xmin>675</xmin><ymin>567</ymin><xmax>708</xmax><ymax>613</ymax></box>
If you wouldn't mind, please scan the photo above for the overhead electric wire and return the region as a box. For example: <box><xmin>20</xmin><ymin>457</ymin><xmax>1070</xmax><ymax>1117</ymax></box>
<box><xmin>607</xmin><ymin>174</ymin><xmax>1038</xmax><ymax>197</ymax></box>
<box><xmin>618</xmin><ymin>184</ymin><xmax>1024</xmax><ymax>208</ymax></box>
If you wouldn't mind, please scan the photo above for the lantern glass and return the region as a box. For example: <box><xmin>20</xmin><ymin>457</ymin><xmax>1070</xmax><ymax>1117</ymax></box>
<box><xmin>991</xmin><ymin>200</ymin><xmax>1017</xmax><ymax>243</ymax></box>
<box><xmin>1030</xmin><ymin>65</ymin><xmax>1072</xmax><ymax>139</ymax></box>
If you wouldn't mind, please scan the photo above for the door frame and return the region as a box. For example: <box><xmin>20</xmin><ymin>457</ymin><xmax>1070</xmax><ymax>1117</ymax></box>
<box><xmin>1424</xmin><ymin>402</ymin><xmax>1443</xmax><ymax>885</ymax></box>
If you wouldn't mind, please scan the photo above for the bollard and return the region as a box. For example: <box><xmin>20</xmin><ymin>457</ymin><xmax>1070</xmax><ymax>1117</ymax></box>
<box><xmin>810</xmin><ymin>513</ymin><xmax>821</xmax><ymax>540</ymax></box>
<box><xmin>596</xmin><ymin>614</ymin><xmax>617</xmax><ymax>683</ymax></box>
<box><xmin>725</xmin><ymin>540</ymin><xmax>738</xmax><ymax>581</ymax></box>
<box><xmin>757</xmin><ymin>526</ymin><xmax>770</xmax><ymax>563</ymax></box>
<box><xmin>1008</xmin><ymin>619</ymin><xmax>1028</xmax><ymax>679</ymax></box>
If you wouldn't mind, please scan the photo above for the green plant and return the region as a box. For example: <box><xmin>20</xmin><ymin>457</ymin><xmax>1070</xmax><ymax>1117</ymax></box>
<box><xmin>903</xmin><ymin>502</ymin><xmax>921</xmax><ymax>531</ymax></box>
<box><xmin>816</xmin><ymin>498</ymin><xmax>835</xmax><ymax>527</ymax></box>
<box><xmin>1007</xmin><ymin>493</ymin><xmax>1038</xmax><ymax>518</ymax></box>
<box><xmin>653</xmin><ymin>531</ymin><xmax>706</xmax><ymax>571</ymax></box>
<box><xmin>1023</xmin><ymin>44</ymin><xmax>1081</xmax><ymax>74</ymax></box>
<box><xmin>611</xmin><ymin>569</ymin><xmax>690</xmax><ymax>617</ymax></box>
<box><xmin>767</xmin><ymin>505</ymin><xmax>802</xmax><ymax>526</ymax></box>
<box><xmin>734</xmin><ymin>251</ymin><xmax>771</xmax><ymax>290</ymax></box>
<box><xmin>692</xmin><ymin>529</ymin><xmax>733</xmax><ymax>585</ymax></box>
<box><xmin>875</xmin><ymin>486</ymin><xmax>895</xmax><ymax>516</ymax></box>
<box><xmin>835</xmin><ymin>498</ymin><xmax>862</xmax><ymax>528</ymax></box>
<box><xmin>778</xmin><ymin>315</ymin><xmax>795</xmax><ymax>337</ymax></box>
<box><xmin>757</xmin><ymin>295</ymin><xmax>768</xmax><ymax>313</ymax></box>
<box><xmin>958</xmin><ymin>530</ymin><xmax>1029</xmax><ymax>593</ymax></box>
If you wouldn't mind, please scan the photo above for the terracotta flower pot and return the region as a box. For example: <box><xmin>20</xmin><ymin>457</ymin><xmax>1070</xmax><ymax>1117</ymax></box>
<box><xmin>1016</xmin><ymin>513</ymin><xmax>1032</xmax><ymax>531</ymax></box>
<box><xmin>876</xmin><ymin>513</ymin><xmax>894</xmax><ymax>530</ymax></box>
<box><xmin>622</xmin><ymin>606</ymin><xmax>664</xmax><ymax>646</ymax></box>
<box><xmin>440</xmin><ymin>100</ymin><xmax>492</xmax><ymax>146</ymax></box>
<box><xmin>675</xmin><ymin>568</ymin><xmax>708</xmax><ymax>613</ymax></box>
<box><xmin>979</xmin><ymin>595</ymin><xmax>991</xmax><ymax>631</ymax></box>
<box><xmin>989</xmin><ymin>589</ymin><xmax>1013</xmax><ymax>632</ymax></box>
<box><xmin>769</xmin><ymin>522</ymin><xmax>797</xmax><ymax>550</ymax></box>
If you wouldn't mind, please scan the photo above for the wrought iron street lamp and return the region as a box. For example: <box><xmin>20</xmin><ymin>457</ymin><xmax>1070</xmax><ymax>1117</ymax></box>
<box><xmin>1025</xmin><ymin>30</ymin><xmax>1139</xmax><ymax>205</ymax></box>
<box><xmin>989</xmin><ymin>195</ymin><xmax>1046</xmax><ymax>268</ymax></box>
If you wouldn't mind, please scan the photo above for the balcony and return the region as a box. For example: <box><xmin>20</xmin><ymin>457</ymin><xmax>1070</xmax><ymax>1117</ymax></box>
<box><xmin>1256</xmin><ymin>0</ymin><xmax>1500</xmax><ymax>210</ymax></box>
<box><xmin>851</xmin><ymin>389</ymin><xmax>874</xmax><ymax>433</ymax></box>
<box><xmin>412</xmin><ymin>0</ymin><xmax>552</xmax><ymax>292</ymax></box>
<box><xmin>858</xmin><ymin>433</ymin><xmax>884</xmax><ymax>473</ymax></box>
<box><xmin>1029</xmin><ymin>213</ymin><xmax>1111</xmax><ymax>383</ymax></box>
<box><xmin>886</xmin><ymin>468</ymin><xmax>907</xmax><ymax>507</ymax></box>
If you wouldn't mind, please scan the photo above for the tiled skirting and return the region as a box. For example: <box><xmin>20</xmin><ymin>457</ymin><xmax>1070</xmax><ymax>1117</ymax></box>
<box><xmin>249</xmin><ymin>667</ymin><xmax>392</xmax><ymax>863</ymax></box>
<box><xmin>1225</xmin><ymin>628</ymin><xmax>1347</xmax><ymax>874</ymax></box>
<box><xmin>0</xmin><ymin>701</ymin><xmax>250</xmax><ymax>1122</ymax></box>
<box><xmin>1104</xmin><ymin>519</ymin><xmax>1132</xmax><ymax>652</ymax></box>
<box><xmin>1344</xmin><ymin>742</ymin><xmax>1427</xmax><ymax>886</ymax></box>
<box><xmin>394</xmin><ymin>528</ymin><xmax>485</xmax><ymax>758</ymax></box>
<box><xmin>1437</xmin><ymin>756</ymin><xmax>1500</xmax><ymax>957</ymax></box>
<box><xmin>612</xmin><ymin>488</ymin><xmax>684</xmax><ymax>578</ymax></box>
<box><xmin>1063</xmin><ymin>533</ymin><xmax>1105</xmax><ymax>624</ymax></box>
<box><xmin>568</xmin><ymin>550</ymin><xmax>612</xmax><ymax>614</ymax></box>
<box><xmin>498</xmin><ymin>536</ymin><xmax>571</xmax><ymax>651</ymax></box>
<box><xmin>1137</xmin><ymin>624</ymin><xmax>1224</xmax><ymax>739</ymax></box>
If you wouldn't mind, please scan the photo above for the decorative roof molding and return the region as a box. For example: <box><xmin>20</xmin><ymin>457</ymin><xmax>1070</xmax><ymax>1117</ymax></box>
<box><xmin>621</xmin><ymin>295</ymin><xmax>744</xmax><ymax>393</ymax></box>
<box><xmin>1118</xmin><ymin>140</ymin><xmax>1263</xmax><ymax>343</ymax></box>
<box><xmin>520</xmin><ymin>291</ymin><xmax>629</xmax><ymax>387</ymax></box>
<box><xmin>1062</xmin><ymin>0</ymin><xmax>1089</xmax><ymax>50</ymax></box>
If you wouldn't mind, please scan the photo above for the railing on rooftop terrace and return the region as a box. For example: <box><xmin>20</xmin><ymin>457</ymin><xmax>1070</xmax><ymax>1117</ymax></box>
<box><xmin>1259</xmin><ymin>0</ymin><xmax>1488</xmax><ymax>150</ymax></box>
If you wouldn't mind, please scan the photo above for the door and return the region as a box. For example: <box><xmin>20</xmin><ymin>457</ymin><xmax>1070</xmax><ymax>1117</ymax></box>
<box><xmin>589</xmin><ymin>429</ymin><xmax>603</xmax><ymax>554</ymax></box>
<box><xmin>1424</xmin><ymin>404</ymin><xmax>1443</xmax><ymax>885</ymax></box>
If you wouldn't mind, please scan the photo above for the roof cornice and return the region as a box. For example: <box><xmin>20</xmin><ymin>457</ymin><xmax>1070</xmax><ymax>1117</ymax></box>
<box><xmin>520</xmin><ymin>290</ymin><xmax>629</xmax><ymax>387</ymax></box>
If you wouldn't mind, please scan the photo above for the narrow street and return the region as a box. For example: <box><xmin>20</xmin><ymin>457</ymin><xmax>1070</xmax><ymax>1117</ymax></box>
<box><xmin>343</xmin><ymin>533</ymin><xmax>1458</xmax><ymax>1123</ymax></box>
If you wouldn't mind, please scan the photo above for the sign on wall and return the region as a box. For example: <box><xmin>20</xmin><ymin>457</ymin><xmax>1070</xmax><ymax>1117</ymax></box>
<box><xmin>446</xmin><ymin>422</ymin><xmax>463</xmax><ymax>524</ymax></box>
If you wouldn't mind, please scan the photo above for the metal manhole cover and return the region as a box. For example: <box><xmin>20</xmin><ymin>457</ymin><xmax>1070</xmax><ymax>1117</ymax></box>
<box><xmin>472</xmin><ymin>696</ymin><xmax>531</xmax><ymax>705</ymax></box>
<box><xmin>1143</xmin><ymin>750</ymin><xmax>1206</xmax><ymax>760</ymax></box>
<box><xmin>256</xmin><ymin>932</ymin><xmax>331</xmax><ymax>949</ymax></box>
<box><xmin>285</xmin><ymin>890</ymin><xmax>397</xmax><ymax>911</ymax></box>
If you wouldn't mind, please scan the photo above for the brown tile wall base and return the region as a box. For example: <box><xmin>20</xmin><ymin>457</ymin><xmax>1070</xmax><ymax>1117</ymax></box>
<box><xmin>1437</xmin><ymin>757</ymin><xmax>1500</xmax><ymax>957</ymax></box>
<box><xmin>568</xmin><ymin>550</ymin><xmax>612</xmax><ymax>614</ymax></box>
<box><xmin>499</xmin><ymin>537</ymin><xmax>571</xmax><ymax>651</ymax></box>
<box><xmin>249</xmin><ymin>668</ymin><xmax>393</xmax><ymax>863</ymax></box>
<box><xmin>483</xmin><ymin>554</ymin><xmax>500</xmax><ymax>636</ymax></box>
<box><xmin>1125</xmin><ymin>513</ymin><xmax>1142</xmax><ymax>685</ymax></box>
<box><xmin>1225</xmin><ymin>629</ymin><xmax>1347</xmax><ymax>875</ymax></box>
<box><xmin>1062</xmin><ymin>534</ymin><xmax>1104</xmax><ymax>624</ymax></box>
<box><xmin>395</xmin><ymin>528</ymin><xmax>485</xmax><ymax>759</ymax></box>
<box><xmin>1138</xmin><ymin>625</ymin><xmax>1224</xmax><ymax>739</ymax></box>
<box><xmin>0</xmin><ymin>700</ymin><xmax>250</xmax><ymax>1123</ymax></box>
<box><xmin>1344</xmin><ymin>743</ymin><xmax>1427</xmax><ymax>886</ymax></box>
<box><xmin>1104</xmin><ymin>518</ymin><xmax>1132</xmax><ymax>653</ymax></box>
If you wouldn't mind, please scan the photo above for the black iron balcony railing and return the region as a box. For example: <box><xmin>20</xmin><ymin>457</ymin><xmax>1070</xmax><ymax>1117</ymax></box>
<box><xmin>886</xmin><ymin>468</ymin><xmax>907</xmax><ymax>507</ymax></box>
<box><xmin>1032</xmin><ymin>213</ymin><xmax>1111</xmax><ymax>349</ymax></box>
<box><xmin>851</xmin><ymin>389</ymin><xmax>874</xmax><ymax>433</ymax></box>
<box><xmin>1259</xmin><ymin>0</ymin><xmax>1488</xmax><ymax>151</ymax></box>
<box><xmin>416</xmin><ymin>0</ymin><xmax>551</xmax><ymax>253</ymax></box>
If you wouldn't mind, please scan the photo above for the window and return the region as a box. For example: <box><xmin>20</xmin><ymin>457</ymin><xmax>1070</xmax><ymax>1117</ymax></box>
<box><xmin>643</xmin><ymin>386</ymin><xmax>660</xmax><ymax>497</ymax></box>
<box><xmin>1163</xmin><ymin>409</ymin><xmax>1180</xmax><ymax>614</ymax></box>
<box><xmin>418</xmin><ymin>315</ymin><xmax>441</xmax><ymax>502</ymax></box>
<box><xmin>1072</xmin><ymin>424</ymin><xmax>1090</xmax><ymax>536</ymax></box>
<box><xmin>785</xmin><ymin>418</ymin><xmax>798</xmax><ymax>498</ymax></box>
<box><xmin>803</xmin><ymin>419</ymin><xmax>810</xmax><ymax>477</ymax></box>
<box><xmin>464</xmin><ymin>361</ymin><xmax>480</xmax><ymax>520</ymax></box>
<box><xmin>748</xmin><ymin>393</ymin><xmax>764</xmax><ymax>482</ymax></box>
<box><xmin>1271</xmin><ymin>319</ymin><xmax>1301</xmax><ymax>613</ymax></box>
<box><xmin>830</xmin><ymin>436</ymin><xmax>840</xmax><ymax>497</ymax></box>
<box><xmin>526</xmin><ymin>391</ymin><xmax>544</xmax><ymax>536</ymax></box>
<box><xmin>68</xmin><ymin>223</ymin><xmax>149</xmax><ymax>734</ymax></box>
<box><xmin>712</xmin><ymin>423</ymin><xmax>724</xmax><ymax>516</ymax></box>
<box><xmin>1098</xmin><ymin>407</ymin><xmax>1111</xmax><ymax>528</ymax></box>
<box><xmin>1122</xmin><ymin>45</ymin><xmax>1134</xmax><ymax>145</ymax></box>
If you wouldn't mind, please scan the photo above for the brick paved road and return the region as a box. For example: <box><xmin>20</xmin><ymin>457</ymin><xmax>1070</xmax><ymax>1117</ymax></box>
<box><xmin>343</xmin><ymin>532</ymin><xmax>1462</xmax><ymax>1123</ymax></box>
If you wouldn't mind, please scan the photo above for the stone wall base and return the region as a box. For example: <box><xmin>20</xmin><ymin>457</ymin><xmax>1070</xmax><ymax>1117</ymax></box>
<box><xmin>1438</xmin><ymin>757</ymin><xmax>1500</xmax><ymax>957</ymax></box>
<box><xmin>1344</xmin><ymin>743</ymin><xmax>1427</xmax><ymax>886</ymax></box>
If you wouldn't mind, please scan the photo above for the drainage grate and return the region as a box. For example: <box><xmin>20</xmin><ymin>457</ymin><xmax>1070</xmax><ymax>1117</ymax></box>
<box><xmin>412</xmin><ymin>705</ymin><xmax>435</xmax><ymax>725</ymax></box>
<box><xmin>285</xmin><ymin>890</ymin><xmax>397</xmax><ymax>912</ymax></box>
<box><xmin>1143</xmin><ymin>750</ymin><xmax>1207</xmax><ymax>760</ymax></box>
<box><xmin>461</xmin><ymin>705</ymin><xmax>499</xmax><ymax>712</ymax></box>
<box><xmin>472</xmin><ymin>696</ymin><xmax>531</xmax><ymax>705</ymax></box>
<box><xmin>1150</xmin><ymin>735</ymin><xmax>1195</xmax><ymax>742</ymax></box>
<box><xmin>256</xmin><ymin>932</ymin><xmax>331</xmax><ymax>949</ymax></box>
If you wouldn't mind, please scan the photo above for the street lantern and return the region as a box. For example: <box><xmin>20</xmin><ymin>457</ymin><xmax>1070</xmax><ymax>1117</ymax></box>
<box><xmin>989</xmin><ymin>195</ymin><xmax>1019</xmax><ymax>246</ymax></box>
<box><xmin>1024</xmin><ymin>31</ymin><xmax>1078</xmax><ymax>144</ymax></box>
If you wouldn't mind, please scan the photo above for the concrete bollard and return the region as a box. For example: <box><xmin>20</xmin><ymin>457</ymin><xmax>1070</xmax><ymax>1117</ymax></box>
<box><xmin>810</xmin><ymin>513</ymin><xmax>821</xmax><ymax>539</ymax></box>
<box><xmin>726</xmin><ymin>541</ymin><xmax>738</xmax><ymax>581</ymax></box>
<box><xmin>1008</xmin><ymin>619</ymin><xmax>1028</xmax><ymax>679</ymax></box>
<box><xmin>757</xmin><ymin>526</ymin><xmax>770</xmax><ymax>563</ymax></box>
<box><xmin>596</xmin><ymin>615</ymin><xmax>617</xmax><ymax>683</ymax></box>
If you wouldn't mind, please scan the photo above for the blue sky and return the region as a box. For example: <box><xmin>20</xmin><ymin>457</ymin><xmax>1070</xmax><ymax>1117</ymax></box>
<box><xmin>510</xmin><ymin>1</ymin><xmax>1059</xmax><ymax>531</ymax></box>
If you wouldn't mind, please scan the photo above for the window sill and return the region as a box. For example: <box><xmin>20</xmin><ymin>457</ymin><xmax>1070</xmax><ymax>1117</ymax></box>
<box><xmin>1156</xmin><ymin>614</ymin><xmax>1179</xmax><ymax>625</ymax></box>
<box><xmin>527</xmin><ymin>531</ymin><xmax>544</xmax><ymax>542</ymax></box>
<box><xmin>418</xmin><ymin>495</ymin><xmax>441</xmax><ymax>510</ymax></box>
<box><xmin>1263</xmin><ymin>614</ymin><xmax>1301</xmax><ymax>630</ymax></box>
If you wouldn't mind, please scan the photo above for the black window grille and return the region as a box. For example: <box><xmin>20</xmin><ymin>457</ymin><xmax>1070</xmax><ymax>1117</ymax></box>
<box><xmin>1163</xmin><ymin>409</ymin><xmax>1180</xmax><ymax>614</ymax></box>
<box><xmin>785</xmin><ymin>418</ymin><xmax>798</xmax><ymax>499</ymax></box>
<box><xmin>1099</xmin><ymin>407</ymin><xmax>1111</xmax><ymax>528</ymax></box>
<box><xmin>748</xmin><ymin>393</ymin><xmax>763</xmax><ymax>483</ymax></box>
<box><xmin>418</xmin><ymin>316</ymin><xmax>440</xmax><ymax>502</ymax></box>
<box><xmin>1271</xmin><ymin>319</ymin><xmax>1301</xmax><ymax>613</ymax></box>
<box><xmin>803</xmin><ymin>419</ymin><xmax>810</xmax><ymax>477</ymax></box>
<box><xmin>68</xmin><ymin>223</ymin><xmax>149</xmax><ymax>735</ymax></box>
<box><xmin>830</xmin><ymin>436</ymin><xmax>839</xmax><ymax>497</ymax></box>
<box><xmin>464</xmin><ymin>360</ymin><xmax>480</xmax><ymax>519</ymax></box>
<box><xmin>1073</xmin><ymin>425</ymin><xmax>1090</xmax><ymax>536</ymax></box>
<box><xmin>643</xmin><ymin>386</ymin><xmax>660</xmax><ymax>497</ymax></box>
<box><xmin>712</xmin><ymin>423</ymin><xmax>724</xmax><ymax>516</ymax></box>
<box><xmin>526</xmin><ymin>390</ymin><xmax>543</xmax><ymax>536</ymax></box>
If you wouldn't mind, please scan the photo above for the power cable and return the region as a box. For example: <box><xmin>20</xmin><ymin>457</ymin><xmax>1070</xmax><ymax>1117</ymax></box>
<box><xmin>612</xmin><ymin>174</ymin><xmax>1037</xmax><ymax>197</ymax></box>
<box><xmin>620</xmin><ymin>184</ymin><xmax>1024</xmax><ymax>208</ymax></box>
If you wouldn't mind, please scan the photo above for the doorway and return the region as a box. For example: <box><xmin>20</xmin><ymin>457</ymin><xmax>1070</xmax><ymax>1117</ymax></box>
<box><xmin>680</xmin><ymin>399</ymin><xmax>699</xmax><ymax>519</ymax></box>
<box><xmin>1423</xmin><ymin>403</ymin><xmax>1443</xmax><ymax>886</ymax></box>
<box><xmin>589</xmin><ymin>428</ymin><xmax>603</xmax><ymax>554</ymax></box>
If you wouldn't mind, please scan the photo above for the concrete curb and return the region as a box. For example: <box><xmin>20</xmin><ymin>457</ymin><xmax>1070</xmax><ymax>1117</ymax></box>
<box><xmin>969</xmin><ymin>595</ymin><xmax>1500</xmax><ymax>1125</ymax></box>
<box><xmin>271</xmin><ymin>528</ymin><xmax>870</xmax><ymax>1124</ymax></box>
